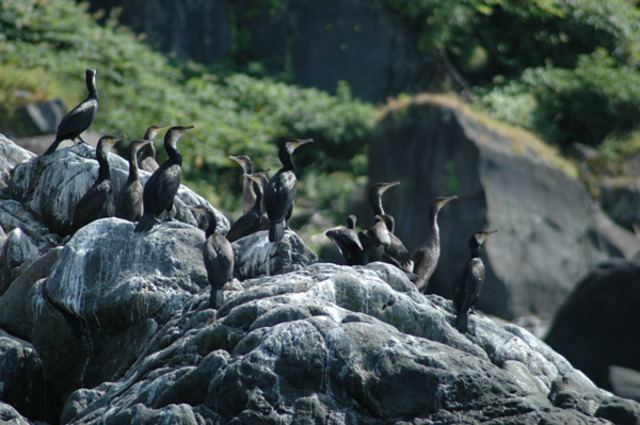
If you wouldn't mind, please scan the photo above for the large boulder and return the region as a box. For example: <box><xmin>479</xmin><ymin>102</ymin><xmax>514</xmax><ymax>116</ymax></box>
<box><xmin>29</xmin><ymin>218</ymin><xmax>209</xmax><ymax>401</ymax></box>
<box><xmin>0</xmin><ymin>133</ymin><xmax>33</xmax><ymax>190</ymax></box>
<box><xmin>0</xmin><ymin>330</ymin><xmax>51</xmax><ymax>422</ymax></box>
<box><xmin>545</xmin><ymin>261</ymin><xmax>640</xmax><ymax>393</ymax></box>
<box><xmin>8</xmin><ymin>140</ymin><xmax>229</xmax><ymax>236</ymax></box>
<box><xmin>60</xmin><ymin>262</ymin><xmax>637</xmax><ymax>424</ymax></box>
<box><xmin>368</xmin><ymin>95</ymin><xmax>638</xmax><ymax>321</ymax></box>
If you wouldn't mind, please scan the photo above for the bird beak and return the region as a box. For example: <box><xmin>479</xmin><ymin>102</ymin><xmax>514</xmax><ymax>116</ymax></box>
<box><xmin>380</xmin><ymin>181</ymin><xmax>400</xmax><ymax>193</ymax></box>
<box><xmin>243</xmin><ymin>173</ymin><xmax>261</xmax><ymax>183</ymax></box>
<box><xmin>180</xmin><ymin>125</ymin><xmax>195</xmax><ymax>134</ymax></box>
<box><xmin>229</xmin><ymin>155</ymin><xmax>244</xmax><ymax>164</ymax></box>
<box><xmin>479</xmin><ymin>229</ymin><xmax>499</xmax><ymax>242</ymax></box>
<box><xmin>154</xmin><ymin>126</ymin><xmax>169</xmax><ymax>135</ymax></box>
<box><xmin>293</xmin><ymin>138</ymin><xmax>314</xmax><ymax>148</ymax></box>
<box><xmin>440</xmin><ymin>195</ymin><xmax>458</xmax><ymax>206</ymax></box>
<box><xmin>112</xmin><ymin>135</ymin><xmax>127</xmax><ymax>145</ymax></box>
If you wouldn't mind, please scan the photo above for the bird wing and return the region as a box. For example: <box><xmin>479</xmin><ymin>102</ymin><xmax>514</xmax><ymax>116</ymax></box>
<box><xmin>385</xmin><ymin>233</ymin><xmax>413</xmax><ymax>266</ymax></box>
<box><xmin>203</xmin><ymin>234</ymin><xmax>235</xmax><ymax>287</ymax></box>
<box><xmin>452</xmin><ymin>258</ymin><xmax>485</xmax><ymax>313</ymax></box>
<box><xmin>226</xmin><ymin>208</ymin><xmax>261</xmax><ymax>242</ymax></box>
<box><xmin>143</xmin><ymin>163</ymin><xmax>181</xmax><ymax>215</ymax></box>
<box><xmin>265</xmin><ymin>171</ymin><xmax>297</xmax><ymax>222</ymax></box>
<box><xmin>73</xmin><ymin>181</ymin><xmax>112</xmax><ymax>229</ymax></box>
<box><xmin>57</xmin><ymin>98</ymin><xmax>98</xmax><ymax>138</ymax></box>
<box><xmin>116</xmin><ymin>180</ymin><xmax>143</xmax><ymax>221</ymax></box>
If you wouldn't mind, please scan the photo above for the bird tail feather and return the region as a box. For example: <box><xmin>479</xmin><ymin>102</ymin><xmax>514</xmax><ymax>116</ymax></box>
<box><xmin>209</xmin><ymin>288</ymin><xmax>224</xmax><ymax>309</ymax></box>
<box><xmin>269</xmin><ymin>220</ymin><xmax>284</xmax><ymax>242</ymax></box>
<box><xmin>455</xmin><ymin>310</ymin><xmax>469</xmax><ymax>334</ymax></box>
<box><xmin>134</xmin><ymin>214</ymin><xmax>155</xmax><ymax>233</ymax></box>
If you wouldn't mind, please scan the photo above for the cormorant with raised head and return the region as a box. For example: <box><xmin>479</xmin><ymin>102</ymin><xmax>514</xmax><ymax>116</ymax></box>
<box><xmin>226</xmin><ymin>171</ymin><xmax>269</xmax><ymax>242</ymax></box>
<box><xmin>71</xmin><ymin>135</ymin><xmax>125</xmax><ymax>233</ymax></box>
<box><xmin>191</xmin><ymin>205</ymin><xmax>234</xmax><ymax>309</ymax></box>
<box><xmin>44</xmin><ymin>68</ymin><xmax>99</xmax><ymax>156</ymax></box>
<box><xmin>135</xmin><ymin>125</ymin><xmax>194</xmax><ymax>233</ymax></box>
<box><xmin>452</xmin><ymin>229</ymin><xmax>498</xmax><ymax>334</ymax></box>
<box><xmin>229</xmin><ymin>155</ymin><xmax>257</xmax><ymax>215</ymax></box>
<box><xmin>325</xmin><ymin>215</ymin><xmax>364</xmax><ymax>266</ymax></box>
<box><xmin>264</xmin><ymin>138</ymin><xmax>313</xmax><ymax>242</ymax></box>
<box><xmin>115</xmin><ymin>139</ymin><xmax>153</xmax><ymax>222</ymax></box>
<box><xmin>136</xmin><ymin>125</ymin><xmax>169</xmax><ymax>173</ymax></box>
<box><xmin>412</xmin><ymin>195</ymin><xmax>457</xmax><ymax>292</ymax></box>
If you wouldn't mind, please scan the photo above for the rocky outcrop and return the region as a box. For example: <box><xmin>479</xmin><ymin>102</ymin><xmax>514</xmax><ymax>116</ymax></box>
<box><xmin>545</xmin><ymin>260</ymin><xmax>640</xmax><ymax>393</ymax></box>
<box><xmin>2</xmin><ymin>132</ymin><xmax>640</xmax><ymax>424</ymax></box>
<box><xmin>368</xmin><ymin>95</ymin><xmax>638</xmax><ymax>321</ymax></box>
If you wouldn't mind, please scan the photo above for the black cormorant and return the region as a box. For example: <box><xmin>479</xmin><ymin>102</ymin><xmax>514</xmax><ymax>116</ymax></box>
<box><xmin>412</xmin><ymin>195</ymin><xmax>457</xmax><ymax>292</ymax></box>
<box><xmin>137</xmin><ymin>125</ymin><xmax>169</xmax><ymax>173</ymax></box>
<box><xmin>115</xmin><ymin>139</ymin><xmax>153</xmax><ymax>222</ymax></box>
<box><xmin>229</xmin><ymin>155</ymin><xmax>256</xmax><ymax>215</ymax></box>
<box><xmin>452</xmin><ymin>229</ymin><xmax>498</xmax><ymax>334</ymax></box>
<box><xmin>357</xmin><ymin>215</ymin><xmax>392</xmax><ymax>262</ymax></box>
<box><xmin>325</xmin><ymin>214</ymin><xmax>364</xmax><ymax>266</ymax></box>
<box><xmin>226</xmin><ymin>172</ymin><xmax>268</xmax><ymax>242</ymax></box>
<box><xmin>135</xmin><ymin>125</ymin><xmax>194</xmax><ymax>233</ymax></box>
<box><xmin>71</xmin><ymin>135</ymin><xmax>125</xmax><ymax>233</ymax></box>
<box><xmin>43</xmin><ymin>68</ymin><xmax>99</xmax><ymax>156</ymax></box>
<box><xmin>192</xmin><ymin>205</ymin><xmax>234</xmax><ymax>309</ymax></box>
<box><xmin>264</xmin><ymin>138</ymin><xmax>313</xmax><ymax>242</ymax></box>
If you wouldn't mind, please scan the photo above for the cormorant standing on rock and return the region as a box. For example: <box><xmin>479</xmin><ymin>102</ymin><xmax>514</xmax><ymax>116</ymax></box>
<box><xmin>226</xmin><ymin>172</ymin><xmax>268</xmax><ymax>242</ymax></box>
<box><xmin>412</xmin><ymin>195</ymin><xmax>457</xmax><ymax>292</ymax></box>
<box><xmin>264</xmin><ymin>138</ymin><xmax>313</xmax><ymax>242</ymax></box>
<box><xmin>452</xmin><ymin>229</ymin><xmax>498</xmax><ymax>334</ymax></box>
<box><xmin>192</xmin><ymin>205</ymin><xmax>234</xmax><ymax>309</ymax></box>
<box><xmin>115</xmin><ymin>139</ymin><xmax>153</xmax><ymax>222</ymax></box>
<box><xmin>44</xmin><ymin>68</ymin><xmax>99</xmax><ymax>156</ymax></box>
<box><xmin>325</xmin><ymin>215</ymin><xmax>364</xmax><ymax>266</ymax></box>
<box><xmin>137</xmin><ymin>125</ymin><xmax>168</xmax><ymax>173</ymax></box>
<box><xmin>229</xmin><ymin>155</ymin><xmax>257</xmax><ymax>215</ymax></box>
<box><xmin>71</xmin><ymin>135</ymin><xmax>125</xmax><ymax>233</ymax></box>
<box><xmin>135</xmin><ymin>125</ymin><xmax>194</xmax><ymax>233</ymax></box>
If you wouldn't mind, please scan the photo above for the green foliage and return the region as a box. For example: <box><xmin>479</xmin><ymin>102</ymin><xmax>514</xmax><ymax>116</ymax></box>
<box><xmin>0</xmin><ymin>0</ymin><xmax>376</xmax><ymax>221</ymax></box>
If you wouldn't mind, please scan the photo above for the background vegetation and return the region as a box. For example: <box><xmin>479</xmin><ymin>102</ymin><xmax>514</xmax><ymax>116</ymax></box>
<box><xmin>2</xmin><ymin>0</ymin><xmax>640</xmax><ymax>233</ymax></box>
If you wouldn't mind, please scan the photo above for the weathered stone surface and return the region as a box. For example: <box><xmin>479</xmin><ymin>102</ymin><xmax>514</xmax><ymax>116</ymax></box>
<box><xmin>0</xmin><ymin>330</ymin><xmax>51</xmax><ymax>422</ymax></box>
<box><xmin>545</xmin><ymin>261</ymin><xmax>640</xmax><ymax>392</ymax></box>
<box><xmin>0</xmin><ymin>133</ymin><xmax>33</xmax><ymax>190</ymax></box>
<box><xmin>368</xmin><ymin>95</ymin><xmax>637</xmax><ymax>321</ymax></box>
<box><xmin>58</xmin><ymin>261</ymin><xmax>634</xmax><ymax>424</ymax></box>
<box><xmin>0</xmin><ymin>228</ymin><xmax>40</xmax><ymax>296</ymax></box>
<box><xmin>8</xmin><ymin>140</ymin><xmax>229</xmax><ymax>236</ymax></box>
<box><xmin>87</xmin><ymin>0</ymin><xmax>231</xmax><ymax>64</ymax></box>
<box><xmin>232</xmin><ymin>230</ymin><xmax>319</xmax><ymax>280</ymax></box>
<box><xmin>0</xmin><ymin>402</ymin><xmax>34</xmax><ymax>425</ymax></box>
<box><xmin>598</xmin><ymin>177</ymin><xmax>640</xmax><ymax>233</ymax></box>
<box><xmin>29</xmin><ymin>218</ymin><xmax>209</xmax><ymax>400</ymax></box>
<box><xmin>0</xmin><ymin>247</ymin><xmax>62</xmax><ymax>340</ymax></box>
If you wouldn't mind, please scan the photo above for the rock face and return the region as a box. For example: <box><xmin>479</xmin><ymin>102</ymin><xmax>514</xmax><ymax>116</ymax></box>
<box><xmin>368</xmin><ymin>95</ymin><xmax>638</xmax><ymax>321</ymax></box>
<box><xmin>86</xmin><ymin>0</ymin><xmax>438</xmax><ymax>102</ymax></box>
<box><xmin>545</xmin><ymin>261</ymin><xmax>640</xmax><ymax>393</ymax></box>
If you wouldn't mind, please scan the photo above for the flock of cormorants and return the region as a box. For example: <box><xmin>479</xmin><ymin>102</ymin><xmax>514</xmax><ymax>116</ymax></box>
<box><xmin>41</xmin><ymin>68</ymin><xmax>498</xmax><ymax>333</ymax></box>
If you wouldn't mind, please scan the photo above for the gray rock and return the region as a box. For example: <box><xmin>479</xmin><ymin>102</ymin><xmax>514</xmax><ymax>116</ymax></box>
<box><xmin>0</xmin><ymin>228</ymin><xmax>40</xmax><ymax>296</ymax></box>
<box><xmin>545</xmin><ymin>261</ymin><xmax>640</xmax><ymax>393</ymax></box>
<box><xmin>60</xmin><ymin>262</ymin><xmax>636</xmax><ymax>424</ymax></box>
<box><xmin>0</xmin><ymin>199</ymin><xmax>61</xmax><ymax>251</ymax></box>
<box><xmin>18</xmin><ymin>99</ymin><xmax>67</xmax><ymax>135</ymax></box>
<box><xmin>368</xmin><ymin>96</ymin><xmax>638</xmax><ymax>320</ymax></box>
<box><xmin>9</xmin><ymin>142</ymin><xmax>228</xmax><ymax>235</ymax></box>
<box><xmin>0</xmin><ymin>247</ymin><xmax>62</xmax><ymax>340</ymax></box>
<box><xmin>0</xmin><ymin>402</ymin><xmax>34</xmax><ymax>425</ymax></box>
<box><xmin>0</xmin><ymin>133</ymin><xmax>34</xmax><ymax>190</ymax></box>
<box><xmin>0</xmin><ymin>330</ymin><xmax>50</xmax><ymax>422</ymax></box>
<box><xmin>232</xmin><ymin>230</ymin><xmax>319</xmax><ymax>280</ymax></box>
<box><xmin>598</xmin><ymin>177</ymin><xmax>640</xmax><ymax>233</ymax></box>
<box><xmin>29</xmin><ymin>218</ymin><xmax>210</xmax><ymax>400</ymax></box>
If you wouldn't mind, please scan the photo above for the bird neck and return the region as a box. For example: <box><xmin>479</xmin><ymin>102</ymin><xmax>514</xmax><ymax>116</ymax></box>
<box><xmin>279</xmin><ymin>148</ymin><xmax>296</xmax><ymax>173</ymax></box>
<box><xmin>428</xmin><ymin>208</ymin><xmax>440</xmax><ymax>244</ymax></box>
<box><xmin>369</xmin><ymin>193</ymin><xmax>384</xmax><ymax>217</ymax></box>
<box><xmin>128</xmin><ymin>151</ymin><xmax>140</xmax><ymax>182</ymax></box>
<box><xmin>87</xmin><ymin>78</ymin><xmax>98</xmax><ymax>99</ymax></box>
<box><xmin>164</xmin><ymin>140</ymin><xmax>182</xmax><ymax>164</ymax></box>
<box><xmin>252</xmin><ymin>180</ymin><xmax>263</xmax><ymax>205</ymax></box>
<box><xmin>206</xmin><ymin>215</ymin><xmax>217</xmax><ymax>238</ymax></box>
<box><xmin>96</xmin><ymin>147</ymin><xmax>110</xmax><ymax>182</ymax></box>
<box><xmin>470</xmin><ymin>245</ymin><xmax>482</xmax><ymax>259</ymax></box>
